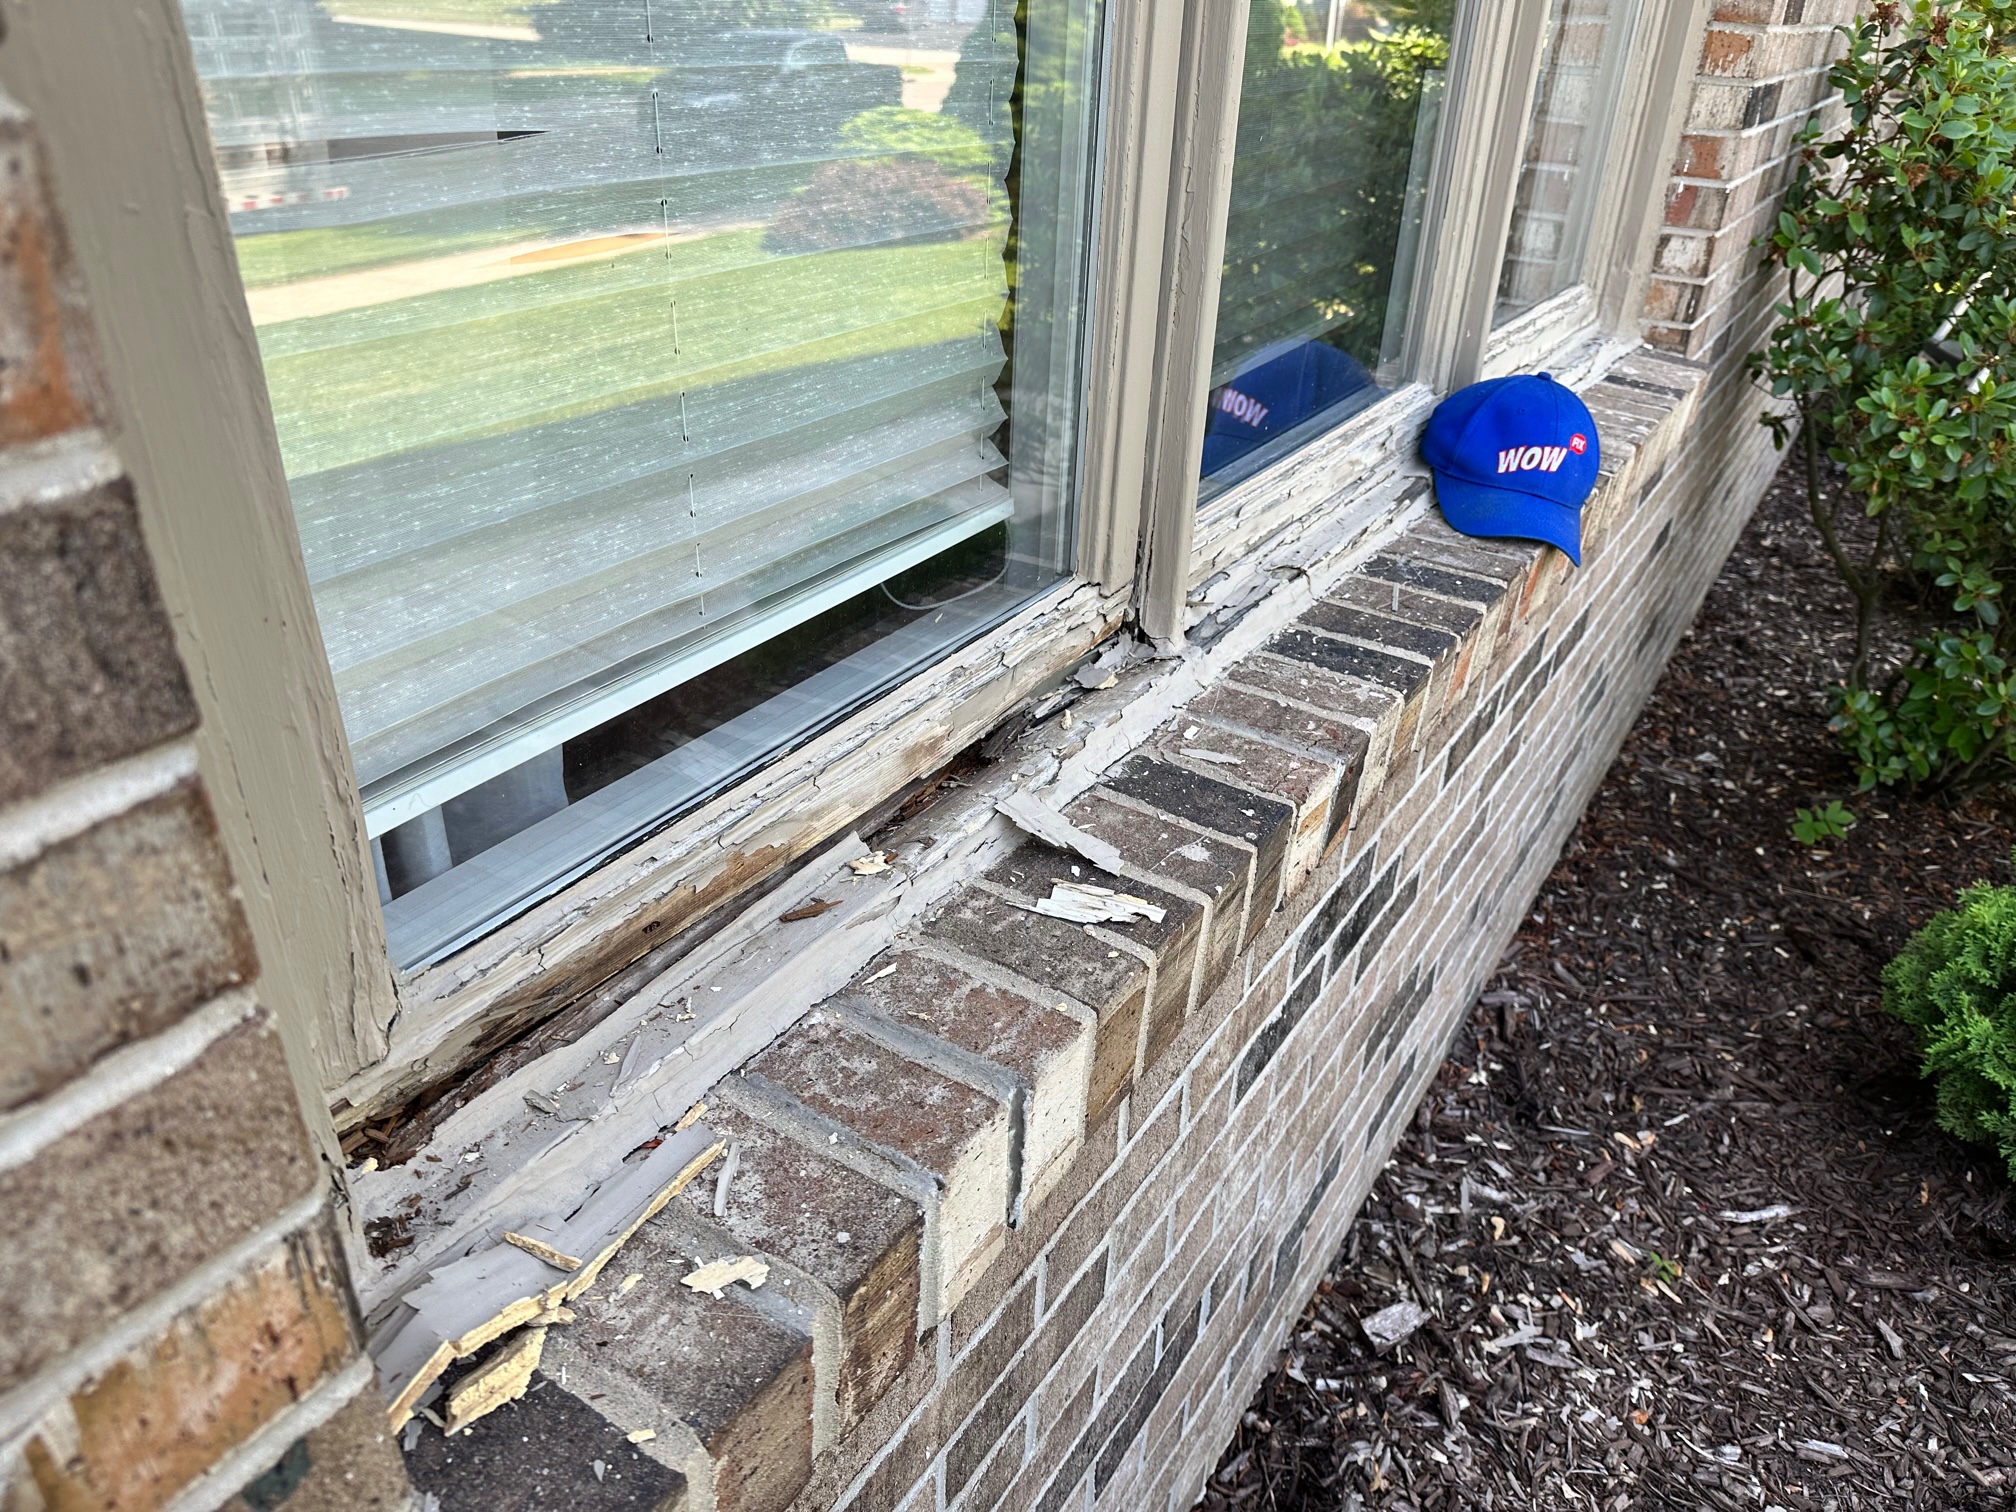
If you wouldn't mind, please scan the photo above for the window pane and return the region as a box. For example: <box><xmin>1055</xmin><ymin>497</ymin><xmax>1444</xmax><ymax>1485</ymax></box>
<box><xmin>1201</xmin><ymin>0</ymin><xmax>1454</xmax><ymax>499</ymax></box>
<box><xmin>1495</xmin><ymin>0</ymin><xmax>1639</xmax><ymax>325</ymax></box>
<box><xmin>180</xmin><ymin>0</ymin><xmax>1104</xmax><ymax>966</ymax></box>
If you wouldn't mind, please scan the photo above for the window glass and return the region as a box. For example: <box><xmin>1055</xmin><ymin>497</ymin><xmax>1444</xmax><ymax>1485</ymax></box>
<box><xmin>1495</xmin><ymin>0</ymin><xmax>1640</xmax><ymax>325</ymax></box>
<box><xmin>1200</xmin><ymin>0</ymin><xmax>1454</xmax><ymax>499</ymax></box>
<box><xmin>179</xmin><ymin>0</ymin><xmax>1105</xmax><ymax>967</ymax></box>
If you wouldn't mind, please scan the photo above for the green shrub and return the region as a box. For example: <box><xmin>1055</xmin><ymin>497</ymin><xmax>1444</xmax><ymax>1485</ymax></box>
<box><xmin>1883</xmin><ymin>869</ymin><xmax>2016</xmax><ymax>1179</ymax></box>
<box><xmin>837</xmin><ymin>107</ymin><xmax>997</xmax><ymax>182</ymax></box>
<box><xmin>1750</xmin><ymin>0</ymin><xmax>2016</xmax><ymax>793</ymax></box>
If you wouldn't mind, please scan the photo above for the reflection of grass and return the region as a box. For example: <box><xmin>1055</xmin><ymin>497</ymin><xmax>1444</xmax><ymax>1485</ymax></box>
<box><xmin>261</xmin><ymin>227</ymin><xmax>1005</xmax><ymax>475</ymax></box>
<box><xmin>235</xmin><ymin>224</ymin><xmax>504</xmax><ymax>289</ymax></box>
<box><xmin>320</xmin><ymin>0</ymin><xmax>558</xmax><ymax>28</ymax></box>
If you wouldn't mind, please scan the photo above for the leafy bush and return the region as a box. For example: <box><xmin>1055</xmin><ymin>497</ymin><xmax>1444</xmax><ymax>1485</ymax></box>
<box><xmin>1884</xmin><ymin>869</ymin><xmax>2016</xmax><ymax>1179</ymax></box>
<box><xmin>1216</xmin><ymin>4</ymin><xmax>1450</xmax><ymax>375</ymax></box>
<box><xmin>836</xmin><ymin>106</ymin><xmax>998</xmax><ymax>182</ymax></box>
<box><xmin>1792</xmin><ymin>799</ymin><xmax>1857</xmax><ymax>845</ymax></box>
<box><xmin>1751</xmin><ymin>0</ymin><xmax>2016</xmax><ymax>793</ymax></box>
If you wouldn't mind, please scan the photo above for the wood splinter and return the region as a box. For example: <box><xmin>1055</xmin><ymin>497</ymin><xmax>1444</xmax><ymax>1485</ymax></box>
<box><xmin>443</xmin><ymin>1326</ymin><xmax>547</xmax><ymax>1435</ymax></box>
<box><xmin>503</xmin><ymin>1232</ymin><xmax>584</xmax><ymax>1271</ymax></box>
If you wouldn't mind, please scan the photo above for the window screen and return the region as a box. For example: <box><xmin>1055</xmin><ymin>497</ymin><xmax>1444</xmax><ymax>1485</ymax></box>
<box><xmin>1199</xmin><ymin>0</ymin><xmax>1453</xmax><ymax>500</ymax></box>
<box><xmin>179</xmin><ymin>0</ymin><xmax>1104</xmax><ymax>966</ymax></box>
<box><xmin>1495</xmin><ymin>0</ymin><xmax>1640</xmax><ymax>325</ymax></box>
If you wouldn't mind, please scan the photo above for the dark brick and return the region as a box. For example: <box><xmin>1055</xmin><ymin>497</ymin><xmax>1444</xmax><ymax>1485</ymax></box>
<box><xmin>1352</xmin><ymin>873</ymin><xmax>1419</xmax><ymax>980</ymax></box>
<box><xmin>1296</xmin><ymin>846</ymin><xmax>1378</xmax><ymax>977</ymax></box>
<box><xmin>1328</xmin><ymin>576</ymin><xmax>1486</xmax><ymax>640</ymax></box>
<box><xmin>1272</xmin><ymin>1146</ymin><xmax>1342</xmax><ymax>1296</ymax></box>
<box><xmin>1332</xmin><ymin>860</ymin><xmax>1398</xmax><ymax>966</ymax></box>
<box><xmin>0</xmin><ymin>477</ymin><xmax>198</xmax><ymax>807</ymax></box>
<box><xmin>402</xmin><ymin>1372</ymin><xmax>684</xmax><ymax>1510</ymax></box>
<box><xmin>1360</xmin><ymin>553</ymin><xmax>1502</xmax><ymax>604</ymax></box>
<box><xmin>1364</xmin><ymin>1050</ymin><xmax>1422</xmax><ymax>1150</ymax></box>
<box><xmin>1366</xmin><ymin>964</ymin><xmax>1437</xmax><ymax>1067</ymax></box>
<box><xmin>1099</xmin><ymin>758</ymin><xmax>1292</xmax><ymax>927</ymax></box>
<box><xmin>1091</xmin><ymin>1299</ymin><xmax>1202</xmax><ymax>1493</ymax></box>
<box><xmin>1270</xmin><ymin>627</ymin><xmax>1427</xmax><ymax>696</ymax></box>
<box><xmin>1300</xmin><ymin>601</ymin><xmax>1457</xmax><ymax>660</ymax></box>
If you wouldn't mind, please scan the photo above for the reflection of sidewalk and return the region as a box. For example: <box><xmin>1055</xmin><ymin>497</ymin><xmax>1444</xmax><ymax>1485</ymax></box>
<box><xmin>245</xmin><ymin>223</ymin><xmax>759</xmax><ymax>326</ymax></box>
<box><xmin>842</xmin><ymin>43</ymin><xmax>962</xmax><ymax>113</ymax></box>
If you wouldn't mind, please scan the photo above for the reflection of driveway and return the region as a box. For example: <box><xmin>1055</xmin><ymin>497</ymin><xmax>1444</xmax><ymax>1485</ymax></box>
<box><xmin>245</xmin><ymin>223</ymin><xmax>759</xmax><ymax>325</ymax></box>
<box><xmin>842</xmin><ymin>43</ymin><xmax>962</xmax><ymax>113</ymax></box>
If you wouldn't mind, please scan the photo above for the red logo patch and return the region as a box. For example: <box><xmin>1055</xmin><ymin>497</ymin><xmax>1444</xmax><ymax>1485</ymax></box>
<box><xmin>1568</xmin><ymin>433</ymin><xmax>1588</xmax><ymax>455</ymax></box>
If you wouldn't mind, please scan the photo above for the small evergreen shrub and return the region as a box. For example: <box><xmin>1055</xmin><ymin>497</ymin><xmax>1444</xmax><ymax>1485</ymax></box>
<box><xmin>1883</xmin><ymin>870</ymin><xmax>2016</xmax><ymax>1178</ymax></box>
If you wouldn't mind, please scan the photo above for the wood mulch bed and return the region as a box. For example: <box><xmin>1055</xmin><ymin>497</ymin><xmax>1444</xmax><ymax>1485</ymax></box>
<box><xmin>1198</xmin><ymin>453</ymin><xmax>2016</xmax><ymax>1512</ymax></box>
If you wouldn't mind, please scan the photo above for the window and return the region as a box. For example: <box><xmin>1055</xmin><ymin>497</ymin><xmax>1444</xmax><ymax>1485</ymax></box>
<box><xmin>179</xmin><ymin>0</ymin><xmax>1105</xmax><ymax>967</ymax></box>
<box><xmin>1198</xmin><ymin>0</ymin><xmax>1453</xmax><ymax>499</ymax></box>
<box><xmin>1496</xmin><ymin>0</ymin><xmax>1642</xmax><ymax>325</ymax></box>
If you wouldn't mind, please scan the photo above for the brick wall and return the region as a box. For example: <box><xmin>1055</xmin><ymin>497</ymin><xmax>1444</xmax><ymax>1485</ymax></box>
<box><xmin>0</xmin><ymin>93</ymin><xmax>411</xmax><ymax>1512</ymax></box>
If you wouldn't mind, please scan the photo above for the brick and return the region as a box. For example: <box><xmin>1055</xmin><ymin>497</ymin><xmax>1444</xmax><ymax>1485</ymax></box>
<box><xmin>983</xmin><ymin>844</ymin><xmax>1200</xmax><ymax>1081</ymax></box>
<box><xmin>0</xmin><ymin>111</ymin><xmax>102</xmax><ymax>446</ymax></box>
<box><xmin>1299</xmin><ymin>601</ymin><xmax>1457</xmax><ymax>662</ymax></box>
<box><xmin>925</xmin><ymin>888</ymin><xmax>1147</xmax><ymax>1127</ymax></box>
<box><xmin>0</xmin><ymin>1013</ymin><xmax>317</xmax><ymax>1392</ymax></box>
<box><xmin>846</xmin><ymin>948</ymin><xmax>1089</xmax><ymax>1217</ymax></box>
<box><xmin>0</xmin><ymin>476</ymin><xmax>199</xmax><ymax>807</ymax></box>
<box><xmin>543</xmin><ymin>1216</ymin><xmax>813</xmax><ymax>1512</ymax></box>
<box><xmin>1268</xmin><ymin>626</ymin><xmax>1426</xmax><ymax>697</ymax></box>
<box><xmin>1098</xmin><ymin>758</ymin><xmax>1292</xmax><ymax>926</ymax></box>
<box><xmin>1150</xmin><ymin>721</ymin><xmax>1342</xmax><ymax>898</ymax></box>
<box><xmin>744</xmin><ymin>1016</ymin><xmax>1009</xmax><ymax>1317</ymax></box>
<box><xmin>1359</xmin><ymin>553</ymin><xmax>1502</xmax><ymax>605</ymax></box>
<box><xmin>1061</xmin><ymin>792</ymin><xmax>1248</xmax><ymax>1001</ymax></box>
<box><xmin>676</xmin><ymin>1101</ymin><xmax>920</xmax><ymax>1433</ymax></box>
<box><xmin>1</xmin><ymin>781</ymin><xmax>256</xmax><ymax>1111</ymax></box>
<box><xmin>223</xmin><ymin>1387</ymin><xmax>412</xmax><ymax>1512</ymax></box>
<box><xmin>6</xmin><ymin>1219</ymin><xmax>356</xmax><ymax>1512</ymax></box>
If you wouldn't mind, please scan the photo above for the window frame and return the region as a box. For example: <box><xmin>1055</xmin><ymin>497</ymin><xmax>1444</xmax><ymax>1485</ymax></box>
<box><xmin>1130</xmin><ymin>0</ymin><xmax>1714</xmax><ymax>634</ymax></box>
<box><xmin>5</xmin><ymin>0</ymin><xmax>1145</xmax><ymax>1124</ymax></box>
<box><xmin>2</xmin><ymin>0</ymin><xmax>1709</xmax><ymax>1129</ymax></box>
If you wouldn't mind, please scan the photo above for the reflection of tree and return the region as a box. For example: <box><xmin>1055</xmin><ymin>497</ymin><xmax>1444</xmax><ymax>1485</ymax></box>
<box><xmin>1215</xmin><ymin>1</ymin><xmax>1448</xmax><ymax>377</ymax></box>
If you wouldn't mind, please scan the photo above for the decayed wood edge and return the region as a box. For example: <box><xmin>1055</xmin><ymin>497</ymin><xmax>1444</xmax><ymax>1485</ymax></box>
<box><xmin>354</xmin><ymin>352</ymin><xmax>1710</xmax><ymax>1327</ymax></box>
<box><xmin>354</xmin><ymin>838</ymin><xmax>880</xmax><ymax>1306</ymax></box>
<box><xmin>441</xmin><ymin>1325</ymin><xmax>546</xmax><ymax>1435</ymax></box>
<box><xmin>331</xmin><ymin>579</ymin><xmax>1128</xmax><ymax>1130</ymax></box>
<box><xmin>375</xmin><ymin>1123</ymin><xmax>723</xmax><ymax>1426</ymax></box>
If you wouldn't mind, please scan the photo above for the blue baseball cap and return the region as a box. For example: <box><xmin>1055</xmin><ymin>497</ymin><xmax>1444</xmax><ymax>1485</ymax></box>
<box><xmin>1421</xmin><ymin>374</ymin><xmax>1600</xmax><ymax>566</ymax></box>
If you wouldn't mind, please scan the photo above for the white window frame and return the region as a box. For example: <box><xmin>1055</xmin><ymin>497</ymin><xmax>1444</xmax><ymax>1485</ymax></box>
<box><xmin>0</xmin><ymin>0</ymin><xmax>1709</xmax><ymax>1133</ymax></box>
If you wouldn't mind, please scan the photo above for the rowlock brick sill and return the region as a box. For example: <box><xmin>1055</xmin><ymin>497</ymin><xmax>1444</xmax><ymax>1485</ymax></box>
<box><xmin>402</xmin><ymin>347</ymin><xmax>1708</xmax><ymax>1512</ymax></box>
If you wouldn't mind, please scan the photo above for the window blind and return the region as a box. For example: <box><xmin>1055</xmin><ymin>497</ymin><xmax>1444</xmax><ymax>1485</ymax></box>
<box><xmin>183</xmin><ymin>0</ymin><xmax>1020</xmax><ymax>827</ymax></box>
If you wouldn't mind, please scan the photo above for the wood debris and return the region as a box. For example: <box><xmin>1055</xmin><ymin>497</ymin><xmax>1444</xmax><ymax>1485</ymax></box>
<box><xmin>846</xmin><ymin>851</ymin><xmax>892</xmax><ymax>876</ymax></box>
<box><xmin>1359</xmin><ymin>1299</ymin><xmax>1426</xmax><ymax>1349</ymax></box>
<box><xmin>778</xmin><ymin>897</ymin><xmax>839</xmax><ymax>922</ymax></box>
<box><xmin>681</xmin><ymin>1255</ymin><xmax>770</xmax><ymax>1296</ymax></box>
<box><xmin>1031</xmin><ymin>880</ymin><xmax>1167</xmax><ymax>925</ymax></box>
<box><xmin>442</xmin><ymin>1326</ymin><xmax>546</xmax><ymax>1435</ymax></box>
<box><xmin>626</xmin><ymin>1428</ymin><xmax>657</xmax><ymax>1444</ymax></box>
<box><xmin>1179</xmin><ymin>746</ymin><xmax>1244</xmax><ymax>766</ymax></box>
<box><xmin>502</xmin><ymin>1231</ymin><xmax>583</xmax><ymax>1272</ymax></box>
<box><xmin>375</xmin><ymin>1125</ymin><xmax>723</xmax><ymax>1429</ymax></box>
<box><xmin>994</xmin><ymin>790</ymin><xmax>1131</xmax><ymax>876</ymax></box>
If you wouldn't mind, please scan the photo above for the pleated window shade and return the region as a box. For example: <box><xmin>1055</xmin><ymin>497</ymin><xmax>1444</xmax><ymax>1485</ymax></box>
<box><xmin>181</xmin><ymin>0</ymin><xmax>1025</xmax><ymax>829</ymax></box>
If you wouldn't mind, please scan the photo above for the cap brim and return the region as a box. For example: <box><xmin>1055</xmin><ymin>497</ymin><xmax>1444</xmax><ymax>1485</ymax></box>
<box><xmin>1432</xmin><ymin>473</ymin><xmax>1583</xmax><ymax>566</ymax></box>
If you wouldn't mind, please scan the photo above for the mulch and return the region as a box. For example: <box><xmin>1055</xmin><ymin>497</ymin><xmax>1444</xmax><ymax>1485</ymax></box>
<box><xmin>1197</xmin><ymin>450</ymin><xmax>2016</xmax><ymax>1512</ymax></box>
